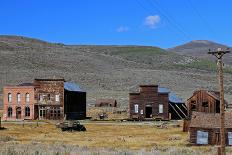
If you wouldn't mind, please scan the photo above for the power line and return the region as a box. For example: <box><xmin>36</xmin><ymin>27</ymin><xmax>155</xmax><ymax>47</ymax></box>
<box><xmin>135</xmin><ymin>0</ymin><xmax>192</xmax><ymax>43</ymax></box>
<box><xmin>187</xmin><ymin>0</ymin><xmax>216</xmax><ymax>36</ymax></box>
<box><xmin>149</xmin><ymin>0</ymin><xmax>192</xmax><ymax>40</ymax></box>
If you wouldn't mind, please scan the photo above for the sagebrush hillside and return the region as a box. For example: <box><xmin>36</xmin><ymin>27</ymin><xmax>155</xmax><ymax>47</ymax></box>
<box><xmin>0</xmin><ymin>35</ymin><xmax>232</xmax><ymax>107</ymax></box>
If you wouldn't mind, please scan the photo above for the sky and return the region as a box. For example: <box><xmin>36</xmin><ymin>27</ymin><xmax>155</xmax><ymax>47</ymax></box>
<box><xmin>0</xmin><ymin>0</ymin><xmax>232</xmax><ymax>48</ymax></box>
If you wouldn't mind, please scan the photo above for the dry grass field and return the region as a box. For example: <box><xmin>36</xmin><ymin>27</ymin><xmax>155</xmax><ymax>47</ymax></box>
<box><xmin>0</xmin><ymin>122</ymin><xmax>231</xmax><ymax>154</ymax></box>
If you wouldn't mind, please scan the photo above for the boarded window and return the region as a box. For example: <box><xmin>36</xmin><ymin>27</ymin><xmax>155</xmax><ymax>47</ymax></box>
<box><xmin>159</xmin><ymin>104</ymin><xmax>163</xmax><ymax>113</ymax></box>
<box><xmin>197</xmin><ymin>131</ymin><xmax>208</xmax><ymax>144</ymax></box>
<box><xmin>8</xmin><ymin>93</ymin><xmax>12</xmax><ymax>103</ymax></box>
<box><xmin>134</xmin><ymin>104</ymin><xmax>138</xmax><ymax>113</ymax></box>
<box><xmin>228</xmin><ymin>132</ymin><xmax>232</xmax><ymax>145</ymax></box>
<box><xmin>55</xmin><ymin>94</ymin><xmax>60</xmax><ymax>102</ymax></box>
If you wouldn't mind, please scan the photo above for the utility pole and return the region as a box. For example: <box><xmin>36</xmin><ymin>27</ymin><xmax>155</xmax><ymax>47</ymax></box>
<box><xmin>208</xmin><ymin>48</ymin><xmax>230</xmax><ymax>155</ymax></box>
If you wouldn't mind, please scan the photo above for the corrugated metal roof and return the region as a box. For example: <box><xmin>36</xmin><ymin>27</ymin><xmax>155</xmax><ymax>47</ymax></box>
<box><xmin>158</xmin><ymin>87</ymin><xmax>184</xmax><ymax>104</ymax></box>
<box><xmin>64</xmin><ymin>82</ymin><xmax>85</xmax><ymax>92</ymax></box>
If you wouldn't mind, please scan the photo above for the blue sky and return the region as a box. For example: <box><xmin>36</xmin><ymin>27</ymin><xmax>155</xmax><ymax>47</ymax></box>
<box><xmin>0</xmin><ymin>0</ymin><xmax>232</xmax><ymax>48</ymax></box>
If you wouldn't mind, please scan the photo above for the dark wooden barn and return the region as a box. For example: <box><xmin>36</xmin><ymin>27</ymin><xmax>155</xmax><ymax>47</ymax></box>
<box><xmin>189</xmin><ymin>112</ymin><xmax>232</xmax><ymax>145</ymax></box>
<box><xmin>187</xmin><ymin>90</ymin><xmax>228</xmax><ymax>117</ymax></box>
<box><xmin>129</xmin><ymin>85</ymin><xmax>186</xmax><ymax>120</ymax></box>
<box><xmin>64</xmin><ymin>82</ymin><xmax>86</xmax><ymax>120</ymax></box>
<box><xmin>95</xmin><ymin>99</ymin><xmax>117</xmax><ymax>107</ymax></box>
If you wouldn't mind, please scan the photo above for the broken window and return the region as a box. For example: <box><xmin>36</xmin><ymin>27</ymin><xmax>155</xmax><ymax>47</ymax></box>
<box><xmin>134</xmin><ymin>104</ymin><xmax>138</xmax><ymax>113</ymax></box>
<box><xmin>228</xmin><ymin>132</ymin><xmax>232</xmax><ymax>145</ymax></box>
<box><xmin>202</xmin><ymin>102</ymin><xmax>208</xmax><ymax>107</ymax></box>
<box><xmin>197</xmin><ymin>131</ymin><xmax>208</xmax><ymax>144</ymax></box>
<box><xmin>159</xmin><ymin>104</ymin><xmax>163</xmax><ymax>114</ymax></box>
<box><xmin>191</xmin><ymin>101</ymin><xmax>196</xmax><ymax>111</ymax></box>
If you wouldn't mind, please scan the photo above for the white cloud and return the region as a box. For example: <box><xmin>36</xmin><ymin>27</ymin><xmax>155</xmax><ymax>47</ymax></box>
<box><xmin>144</xmin><ymin>15</ymin><xmax>160</xmax><ymax>28</ymax></box>
<box><xmin>116</xmin><ymin>26</ymin><xmax>129</xmax><ymax>32</ymax></box>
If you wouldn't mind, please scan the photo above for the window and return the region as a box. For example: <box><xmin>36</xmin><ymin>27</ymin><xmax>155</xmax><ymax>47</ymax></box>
<box><xmin>8</xmin><ymin>107</ymin><xmax>12</xmax><ymax>117</ymax></box>
<box><xmin>39</xmin><ymin>94</ymin><xmax>43</xmax><ymax>101</ymax></box>
<box><xmin>202</xmin><ymin>102</ymin><xmax>208</xmax><ymax>107</ymax></box>
<box><xmin>197</xmin><ymin>131</ymin><xmax>208</xmax><ymax>144</ymax></box>
<box><xmin>140</xmin><ymin>110</ymin><xmax>143</xmax><ymax>115</ymax></box>
<box><xmin>25</xmin><ymin>93</ymin><xmax>30</xmax><ymax>103</ymax></box>
<box><xmin>55</xmin><ymin>94</ymin><xmax>60</xmax><ymax>102</ymax></box>
<box><xmin>17</xmin><ymin>93</ymin><xmax>21</xmax><ymax>102</ymax></box>
<box><xmin>8</xmin><ymin>93</ymin><xmax>12</xmax><ymax>103</ymax></box>
<box><xmin>25</xmin><ymin>107</ymin><xmax>30</xmax><ymax>117</ymax></box>
<box><xmin>159</xmin><ymin>104</ymin><xmax>163</xmax><ymax>114</ymax></box>
<box><xmin>228</xmin><ymin>132</ymin><xmax>232</xmax><ymax>145</ymax></box>
<box><xmin>134</xmin><ymin>104</ymin><xmax>138</xmax><ymax>113</ymax></box>
<box><xmin>47</xmin><ymin>94</ymin><xmax>51</xmax><ymax>100</ymax></box>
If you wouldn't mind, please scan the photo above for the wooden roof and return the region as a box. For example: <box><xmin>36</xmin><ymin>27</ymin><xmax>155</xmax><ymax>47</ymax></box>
<box><xmin>190</xmin><ymin>112</ymin><xmax>232</xmax><ymax>128</ymax></box>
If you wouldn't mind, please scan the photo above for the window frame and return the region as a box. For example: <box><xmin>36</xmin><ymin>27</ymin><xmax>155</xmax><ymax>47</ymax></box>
<box><xmin>196</xmin><ymin>130</ymin><xmax>209</xmax><ymax>144</ymax></box>
<box><xmin>7</xmin><ymin>107</ymin><xmax>13</xmax><ymax>117</ymax></box>
<box><xmin>8</xmin><ymin>93</ymin><xmax>12</xmax><ymax>103</ymax></box>
<box><xmin>55</xmin><ymin>94</ymin><xmax>60</xmax><ymax>102</ymax></box>
<box><xmin>134</xmin><ymin>104</ymin><xmax>139</xmax><ymax>113</ymax></box>
<box><xmin>25</xmin><ymin>106</ymin><xmax>30</xmax><ymax>117</ymax></box>
<box><xmin>25</xmin><ymin>93</ymin><xmax>30</xmax><ymax>103</ymax></box>
<box><xmin>17</xmin><ymin>93</ymin><xmax>21</xmax><ymax>103</ymax></box>
<box><xmin>159</xmin><ymin>104</ymin><xmax>163</xmax><ymax>114</ymax></box>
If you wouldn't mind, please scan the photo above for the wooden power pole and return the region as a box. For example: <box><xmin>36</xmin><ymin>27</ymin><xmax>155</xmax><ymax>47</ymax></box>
<box><xmin>208</xmin><ymin>48</ymin><xmax>230</xmax><ymax>155</ymax></box>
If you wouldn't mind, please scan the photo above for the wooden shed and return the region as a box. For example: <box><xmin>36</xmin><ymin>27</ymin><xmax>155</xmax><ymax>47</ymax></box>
<box><xmin>95</xmin><ymin>99</ymin><xmax>117</xmax><ymax>107</ymax></box>
<box><xmin>64</xmin><ymin>82</ymin><xmax>86</xmax><ymax>120</ymax></box>
<box><xmin>189</xmin><ymin>112</ymin><xmax>232</xmax><ymax>145</ymax></box>
<box><xmin>187</xmin><ymin>90</ymin><xmax>228</xmax><ymax>117</ymax></box>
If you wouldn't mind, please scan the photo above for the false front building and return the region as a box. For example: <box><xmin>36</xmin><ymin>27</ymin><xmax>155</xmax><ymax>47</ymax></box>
<box><xmin>3</xmin><ymin>79</ymin><xmax>86</xmax><ymax>121</ymax></box>
<box><xmin>129</xmin><ymin>85</ymin><xmax>187</xmax><ymax>120</ymax></box>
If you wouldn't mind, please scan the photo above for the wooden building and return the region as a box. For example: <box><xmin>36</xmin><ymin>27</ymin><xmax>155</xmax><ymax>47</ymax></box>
<box><xmin>64</xmin><ymin>82</ymin><xmax>86</xmax><ymax>120</ymax></box>
<box><xmin>34</xmin><ymin>78</ymin><xmax>65</xmax><ymax>120</ymax></box>
<box><xmin>187</xmin><ymin>90</ymin><xmax>228</xmax><ymax>116</ymax></box>
<box><xmin>129</xmin><ymin>85</ymin><xmax>187</xmax><ymax>120</ymax></box>
<box><xmin>189</xmin><ymin>112</ymin><xmax>232</xmax><ymax>145</ymax></box>
<box><xmin>95</xmin><ymin>99</ymin><xmax>117</xmax><ymax>107</ymax></box>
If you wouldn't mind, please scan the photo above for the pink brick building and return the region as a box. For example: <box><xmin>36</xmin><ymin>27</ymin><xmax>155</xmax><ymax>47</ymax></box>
<box><xmin>3</xmin><ymin>83</ymin><xmax>35</xmax><ymax>121</ymax></box>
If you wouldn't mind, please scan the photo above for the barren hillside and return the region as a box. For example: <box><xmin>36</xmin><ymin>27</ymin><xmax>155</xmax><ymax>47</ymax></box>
<box><xmin>0</xmin><ymin>35</ymin><xmax>231</xmax><ymax>108</ymax></box>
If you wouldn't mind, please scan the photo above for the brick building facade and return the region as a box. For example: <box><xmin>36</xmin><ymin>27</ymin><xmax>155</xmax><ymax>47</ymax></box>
<box><xmin>2</xmin><ymin>79</ymin><xmax>86</xmax><ymax>121</ymax></box>
<box><xmin>3</xmin><ymin>83</ymin><xmax>35</xmax><ymax>120</ymax></box>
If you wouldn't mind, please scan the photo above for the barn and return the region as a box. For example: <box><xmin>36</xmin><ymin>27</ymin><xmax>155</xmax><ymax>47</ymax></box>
<box><xmin>129</xmin><ymin>85</ymin><xmax>186</xmax><ymax>120</ymax></box>
<box><xmin>64</xmin><ymin>82</ymin><xmax>86</xmax><ymax>120</ymax></box>
<box><xmin>95</xmin><ymin>99</ymin><xmax>117</xmax><ymax>107</ymax></box>
<box><xmin>189</xmin><ymin>112</ymin><xmax>232</xmax><ymax>145</ymax></box>
<box><xmin>187</xmin><ymin>90</ymin><xmax>228</xmax><ymax>117</ymax></box>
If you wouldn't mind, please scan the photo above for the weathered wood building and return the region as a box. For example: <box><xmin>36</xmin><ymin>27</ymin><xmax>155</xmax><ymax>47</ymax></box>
<box><xmin>129</xmin><ymin>85</ymin><xmax>187</xmax><ymax>120</ymax></box>
<box><xmin>187</xmin><ymin>90</ymin><xmax>228</xmax><ymax>116</ymax></box>
<box><xmin>189</xmin><ymin>112</ymin><xmax>232</xmax><ymax>145</ymax></box>
<box><xmin>64</xmin><ymin>82</ymin><xmax>86</xmax><ymax>120</ymax></box>
<box><xmin>95</xmin><ymin>99</ymin><xmax>117</xmax><ymax>107</ymax></box>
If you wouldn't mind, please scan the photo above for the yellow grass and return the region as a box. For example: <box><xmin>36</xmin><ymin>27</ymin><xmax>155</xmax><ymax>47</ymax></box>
<box><xmin>0</xmin><ymin>122</ymin><xmax>187</xmax><ymax>150</ymax></box>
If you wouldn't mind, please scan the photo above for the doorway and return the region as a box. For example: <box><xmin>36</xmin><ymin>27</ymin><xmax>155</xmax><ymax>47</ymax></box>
<box><xmin>145</xmin><ymin>107</ymin><xmax>152</xmax><ymax>118</ymax></box>
<box><xmin>39</xmin><ymin>107</ymin><xmax>46</xmax><ymax>120</ymax></box>
<box><xmin>16</xmin><ymin>107</ymin><xmax>21</xmax><ymax>119</ymax></box>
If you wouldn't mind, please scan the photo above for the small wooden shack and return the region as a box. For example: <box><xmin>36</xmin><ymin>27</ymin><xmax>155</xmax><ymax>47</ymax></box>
<box><xmin>95</xmin><ymin>99</ymin><xmax>117</xmax><ymax>107</ymax></box>
<box><xmin>189</xmin><ymin>112</ymin><xmax>232</xmax><ymax>145</ymax></box>
<box><xmin>187</xmin><ymin>90</ymin><xmax>228</xmax><ymax>117</ymax></box>
<box><xmin>64</xmin><ymin>82</ymin><xmax>86</xmax><ymax>120</ymax></box>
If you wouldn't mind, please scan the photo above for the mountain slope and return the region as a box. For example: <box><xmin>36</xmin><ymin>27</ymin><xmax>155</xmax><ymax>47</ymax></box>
<box><xmin>168</xmin><ymin>40</ymin><xmax>232</xmax><ymax>65</ymax></box>
<box><xmin>0</xmin><ymin>35</ymin><xmax>232</xmax><ymax>106</ymax></box>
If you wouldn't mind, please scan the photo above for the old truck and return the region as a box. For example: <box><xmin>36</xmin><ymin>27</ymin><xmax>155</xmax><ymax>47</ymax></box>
<box><xmin>56</xmin><ymin>120</ymin><xmax>86</xmax><ymax>132</ymax></box>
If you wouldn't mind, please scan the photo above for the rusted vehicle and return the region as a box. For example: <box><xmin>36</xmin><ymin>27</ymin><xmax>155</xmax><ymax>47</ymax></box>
<box><xmin>56</xmin><ymin>120</ymin><xmax>86</xmax><ymax>132</ymax></box>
